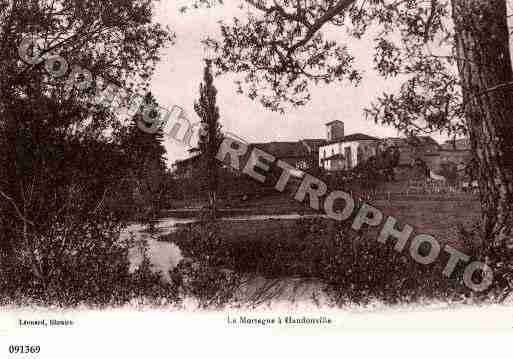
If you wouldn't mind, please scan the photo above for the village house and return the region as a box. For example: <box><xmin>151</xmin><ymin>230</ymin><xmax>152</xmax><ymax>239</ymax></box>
<box><xmin>173</xmin><ymin>119</ymin><xmax>473</xmax><ymax>182</ymax></box>
<box><xmin>252</xmin><ymin>139</ymin><xmax>326</xmax><ymax>171</ymax></box>
<box><xmin>382</xmin><ymin>136</ymin><xmax>441</xmax><ymax>167</ymax></box>
<box><xmin>437</xmin><ymin>138</ymin><xmax>473</xmax><ymax>174</ymax></box>
<box><xmin>172</xmin><ymin>149</ymin><xmax>200</xmax><ymax>180</ymax></box>
<box><xmin>173</xmin><ymin>137</ymin><xmax>326</xmax><ymax>179</ymax></box>
<box><xmin>381</xmin><ymin>136</ymin><xmax>473</xmax><ymax>181</ymax></box>
<box><xmin>319</xmin><ymin>120</ymin><xmax>380</xmax><ymax>171</ymax></box>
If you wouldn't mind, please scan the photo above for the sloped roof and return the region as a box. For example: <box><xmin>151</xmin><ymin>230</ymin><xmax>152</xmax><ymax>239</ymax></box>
<box><xmin>325</xmin><ymin>120</ymin><xmax>344</xmax><ymax>126</ymax></box>
<box><xmin>252</xmin><ymin>141</ymin><xmax>309</xmax><ymax>158</ymax></box>
<box><xmin>175</xmin><ymin>140</ymin><xmax>313</xmax><ymax>169</ymax></box>
<box><xmin>324</xmin><ymin>133</ymin><xmax>379</xmax><ymax>145</ymax></box>
<box><xmin>301</xmin><ymin>138</ymin><xmax>327</xmax><ymax>150</ymax></box>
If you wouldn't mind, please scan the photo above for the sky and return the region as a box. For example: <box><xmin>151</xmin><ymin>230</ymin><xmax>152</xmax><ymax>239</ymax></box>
<box><xmin>150</xmin><ymin>1</ymin><xmax>452</xmax><ymax>167</ymax></box>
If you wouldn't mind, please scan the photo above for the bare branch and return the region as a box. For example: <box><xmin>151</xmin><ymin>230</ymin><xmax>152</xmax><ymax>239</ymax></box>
<box><xmin>288</xmin><ymin>0</ymin><xmax>357</xmax><ymax>54</ymax></box>
<box><xmin>0</xmin><ymin>189</ymin><xmax>35</xmax><ymax>226</ymax></box>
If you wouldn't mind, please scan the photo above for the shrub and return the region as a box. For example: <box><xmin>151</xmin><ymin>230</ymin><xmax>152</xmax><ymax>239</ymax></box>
<box><xmin>168</xmin><ymin>218</ymin><xmax>477</xmax><ymax>306</ymax></box>
<box><xmin>0</xmin><ymin>216</ymin><xmax>179</xmax><ymax>307</ymax></box>
<box><xmin>170</xmin><ymin>259</ymin><xmax>241</xmax><ymax>309</ymax></box>
<box><xmin>166</xmin><ymin>221</ymin><xmax>242</xmax><ymax>308</ymax></box>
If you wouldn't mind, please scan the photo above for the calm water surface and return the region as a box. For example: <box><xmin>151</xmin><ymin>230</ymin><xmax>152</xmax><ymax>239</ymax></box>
<box><xmin>123</xmin><ymin>214</ymin><xmax>329</xmax><ymax>307</ymax></box>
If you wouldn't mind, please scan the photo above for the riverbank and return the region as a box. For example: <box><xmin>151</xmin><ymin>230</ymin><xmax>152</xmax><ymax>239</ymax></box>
<box><xmin>162</xmin><ymin>211</ymin><xmax>482</xmax><ymax>305</ymax></box>
<box><xmin>164</xmin><ymin>198</ymin><xmax>481</xmax><ymax>247</ymax></box>
<box><xmin>130</xmin><ymin>197</ymin><xmax>484</xmax><ymax>307</ymax></box>
<box><xmin>101</xmin><ymin>181</ymin><xmax>484</xmax><ymax>308</ymax></box>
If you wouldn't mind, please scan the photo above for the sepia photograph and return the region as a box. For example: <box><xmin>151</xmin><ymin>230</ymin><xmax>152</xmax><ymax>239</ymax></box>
<box><xmin>1</xmin><ymin>0</ymin><xmax>513</xmax><ymax>357</ymax></box>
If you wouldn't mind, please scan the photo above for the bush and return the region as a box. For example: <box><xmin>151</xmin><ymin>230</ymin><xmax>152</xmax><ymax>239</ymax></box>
<box><xmin>170</xmin><ymin>259</ymin><xmax>241</xmax><ymax>309</ymax></box>
<box><xmin>165</xmin><ymin>221</ymin><xmax>242</xmax><ymax>308</ymax></box>
<box><xmin>168</xmin><ymin>218</ymin><xmax>478</xmax><ymax>306</ymax></box>
<box><xmin>0</xmin><ymin>216</ymin><xmax>179</xmax><ymax>307</ymax></box>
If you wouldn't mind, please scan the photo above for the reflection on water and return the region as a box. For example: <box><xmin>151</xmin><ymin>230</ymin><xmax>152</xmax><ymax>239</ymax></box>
<box><xmin>123</xmin><ymin>214</ymin><xmax>330</xmax><ymax>308</ymax></box>
<box><xmin>122</xmin><ymin>223</ymin><xmax>184</xmax><ymax>282</ymax></box>
<box><xmin>124</xmin><ymin>213</ymin><xmax>327</xmax><ymax>281</ymax></box>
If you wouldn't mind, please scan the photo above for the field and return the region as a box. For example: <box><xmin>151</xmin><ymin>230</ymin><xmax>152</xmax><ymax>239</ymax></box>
<box><xmin>169</xmin><ymin>198</ymin><xmax>480</xmax><ymax>245</ymax></box>
<box><xmin>371</xmin><ymin>199</ymin><xmax>481</xmax><ymax>247</ymax></box>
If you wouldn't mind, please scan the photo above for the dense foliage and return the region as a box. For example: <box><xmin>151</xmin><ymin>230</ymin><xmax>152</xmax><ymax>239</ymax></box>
<box><xmin>194</xmin><ymin>60</ymin><xmax>224</xmax><ymax>217</ymax></box>
<box><xmin>0</xmin><ymin>0</ymin><xmax>175</xmax><ymax>305</ymax></box>
<box><xmin>169</xmin><ymin>217</ymin><xmax>490</xmax><ymax>305</ymax></box>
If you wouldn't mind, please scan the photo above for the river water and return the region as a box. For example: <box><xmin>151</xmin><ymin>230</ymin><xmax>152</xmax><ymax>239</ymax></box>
<box><xmin>124</xmin><ymin>213</ymin><xmax>329</xmax><ymax>277</ymax></box>
<box><xmin>123</xmin><ymin>214</ymin><xmax>330</xmax><ymax>308</ymax></box>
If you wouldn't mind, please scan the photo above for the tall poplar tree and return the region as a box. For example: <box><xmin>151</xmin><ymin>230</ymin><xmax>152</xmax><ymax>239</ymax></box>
<box><xmin>194</xmin><ymin>59</ymin><xmax>223</xmax><ymax>218</ymax></box>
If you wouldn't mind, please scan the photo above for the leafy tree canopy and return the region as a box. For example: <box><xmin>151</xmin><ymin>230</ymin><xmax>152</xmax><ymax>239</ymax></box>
<box><xmin>181</xmin><ymin>0</ymin><xmax>493</xmax><ymax>138</ymax></box>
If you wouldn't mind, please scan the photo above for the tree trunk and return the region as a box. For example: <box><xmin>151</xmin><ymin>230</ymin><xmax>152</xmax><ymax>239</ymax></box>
<box><xmin>452</xmin><ymin>0</ymin><xmax>513</xmax><ymax>279</ymax></box>
<box><xmin>0</xmin><ymin>89</ymin><xmax>19</xmax><ymax>257</ymax></box>
<box><xmin>208</xmin><ymin>190</ymin><xmax>217</xmax><ymax>219</ymax></box>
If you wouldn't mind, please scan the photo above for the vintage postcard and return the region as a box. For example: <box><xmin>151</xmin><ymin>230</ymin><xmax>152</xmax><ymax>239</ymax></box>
<box><xmin>1</xmin><ymin>0</ymin><xmax>513</xmax><ymax>357</ymax></box>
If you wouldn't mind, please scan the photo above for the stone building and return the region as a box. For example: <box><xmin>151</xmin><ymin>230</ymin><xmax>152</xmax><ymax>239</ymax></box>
<box><xmin>319</xmin><ymin>121</ymin><xmax>380</xmax><ymax>171</ymax></box>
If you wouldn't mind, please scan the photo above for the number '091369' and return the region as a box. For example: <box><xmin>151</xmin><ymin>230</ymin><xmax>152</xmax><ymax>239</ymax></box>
<box><xmin>8</xmin><ymin>345</ymin><xmax>40</xmax><ymax>354</ymax></box>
